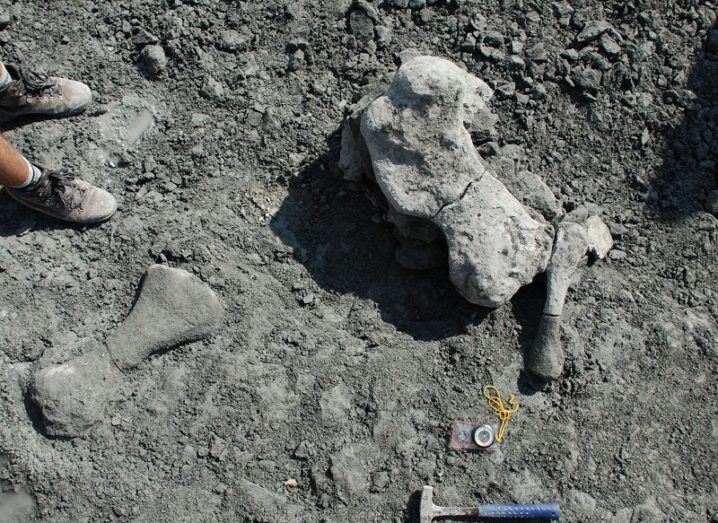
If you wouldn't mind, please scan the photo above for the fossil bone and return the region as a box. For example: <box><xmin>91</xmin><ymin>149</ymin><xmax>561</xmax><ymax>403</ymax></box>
<box><xmin>340</xmin><ymin>55</ymin><xmax>613</xmax><ymax>380</ymax></box>
<box><xmin>30</xmin><ymin>265</ymin><xmax>224</xmax><ymax>437</ymax></box>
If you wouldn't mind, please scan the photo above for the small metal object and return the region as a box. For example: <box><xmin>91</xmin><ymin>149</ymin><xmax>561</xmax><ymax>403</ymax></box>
<box><xmin>450</xmin><ymin>420</ymin><xmax>497</xmax><ymax>452</ymax></box>
<box><xmin>473</xmin><ymin>424</ymin><xmax>494</xmax><ymax>448</ymax></box>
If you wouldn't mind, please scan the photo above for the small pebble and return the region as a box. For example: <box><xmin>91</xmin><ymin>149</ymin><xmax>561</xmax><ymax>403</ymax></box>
<box><xmin>576</xmin><ymin>20</ymin><xmax>613</xmax><ymax>45</ymax></box>
<box><xmin>140</xmin><ymin>45</ymin><xmax>167</xmax><ymax>77</ymax></box>
<box><xmin>200</xmin><ymin>76</ymin><xmax>225</xmax><ymax>100</ymax></box>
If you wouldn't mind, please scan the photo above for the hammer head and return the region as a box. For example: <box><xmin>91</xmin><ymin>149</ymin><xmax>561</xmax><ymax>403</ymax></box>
<box><xmin>419</xmin><ymin>486</ymin><xmax>435</xmax><ymax>523</ymax></box>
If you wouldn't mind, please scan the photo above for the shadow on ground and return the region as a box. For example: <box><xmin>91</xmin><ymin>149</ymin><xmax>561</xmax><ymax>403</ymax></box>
<box><xmin>650</xmin><ymin>23</ymin><xmax>718</xmax><ymax>220</ymax></box>
<box><xmin>271</xmin><ymin>139</ymin><xmax>550</xmax><ymax>359</ymax></box>
<box><xmin>271</xmin><ymin>147</ymin><xmax>490</xmax><ymax>342</ymax></box>
<box><xmin>0</xmin><ymin>190</ymin><xmax>84</xmax><ymax>237</ymax></box>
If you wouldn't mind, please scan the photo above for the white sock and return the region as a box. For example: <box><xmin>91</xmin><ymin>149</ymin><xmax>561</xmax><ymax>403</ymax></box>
<box><xmin>0</xmin><ymin>64</ymin><xmax>11</xmax><ymax>88</ymax></box>
<box><xmin>11</xmin><ymin>159</ymin><xmax>43</xmax><ymax>189</ymax></box>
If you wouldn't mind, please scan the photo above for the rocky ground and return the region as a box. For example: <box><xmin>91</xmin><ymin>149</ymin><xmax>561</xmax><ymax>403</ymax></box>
<box><xmin>1</xmin><ymin>0</ymin><xmax>717</xmax><ymax>522</ymax></box>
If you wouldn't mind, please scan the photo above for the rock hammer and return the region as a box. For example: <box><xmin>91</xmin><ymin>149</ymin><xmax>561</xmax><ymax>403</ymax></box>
<box><xmin>419</xmin><ymin>486</ymin><xmax>560</xmax><ymax>522</ymax></box>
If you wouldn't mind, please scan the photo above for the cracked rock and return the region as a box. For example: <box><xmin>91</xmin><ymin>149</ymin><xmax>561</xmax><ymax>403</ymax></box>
<box><xmin>356</xmin><ymin>55</ymin><xmax>552</xmax><ymax>307</ymax></box>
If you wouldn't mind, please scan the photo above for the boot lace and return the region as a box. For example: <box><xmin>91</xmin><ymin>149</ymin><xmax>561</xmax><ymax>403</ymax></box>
<box><xmin>2</xmin><ymin>65</ymin><xmax>58</xmax><ymax>98</ymax></box>
<box><xmin>26</xmin><ymin>170</ymin><xmax>86</xmax><ymax>211</ymax></box>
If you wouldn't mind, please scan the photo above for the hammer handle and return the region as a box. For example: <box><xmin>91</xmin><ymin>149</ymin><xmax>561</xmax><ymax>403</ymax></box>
<box><xmin>479</xmin><ymin>503</ymin><xmax>561</xmax><ymax>520</ymax></box>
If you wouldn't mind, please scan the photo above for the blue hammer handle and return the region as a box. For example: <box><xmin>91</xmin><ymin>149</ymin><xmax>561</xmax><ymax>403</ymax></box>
<box><xmin>479</xmin><ymin>503</ymin><xmax>561</xmax><ymax>520</ymax></box>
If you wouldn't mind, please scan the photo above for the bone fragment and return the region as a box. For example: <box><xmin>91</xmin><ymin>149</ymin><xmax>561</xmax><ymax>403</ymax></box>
<box><xmin>29</xmin><ymin>265</ymin><xmax>224</xmax><ymax>437</ymax></box>
<box><xmin>107</xmin><ymin>264</ymin><xmax>224</xmax><ymax>370</ymax></box>
<box><xmin>30</xmin><ymin>346</ymin><xmax>122</xmax><ymax>437</ymax></box>
<box><xmin>434</xmin><ymin>174</ymin><xmax>554</xmax><ymax>307</ymax></box>
<box><xmin>360</xmin><ymin>55</ymin><xmax>493</xmax><ymax>219</ymax></box>
<box><xmin>527</xmin><ymin>222</ymin><xmax>588</xmax><ymax>380</ymax></box>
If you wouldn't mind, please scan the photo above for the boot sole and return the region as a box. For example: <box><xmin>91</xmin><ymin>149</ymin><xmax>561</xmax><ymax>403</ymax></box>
<box><xmin>0</xmin><ymin>100</ymin><xmax>91</xmax><ymax>125</ymax></box>
<box><xmin>4</xmin><ymin>187</ymin><xmax>116</xmax><ymax>225</ymax></box>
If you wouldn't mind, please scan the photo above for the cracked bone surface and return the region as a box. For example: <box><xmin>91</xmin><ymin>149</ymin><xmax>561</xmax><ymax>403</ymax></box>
<box><xmin>30</xmin><ymin>265</ymin><xmax>223</xmax><ymax>437</ymax></box>
<box><xmin>358</xmin><ymin>55</ymin><xmax>554</xmax><ymax>307</ymax></box>
<box><xmin>527</xmin><ymin>222</ymin><xmax>589</xmax><ymax>380</ymax></box>
<box><xmin>341</xmin><ymin>55</ymin><xmax>614</xmax><ymax>380</ymax></box>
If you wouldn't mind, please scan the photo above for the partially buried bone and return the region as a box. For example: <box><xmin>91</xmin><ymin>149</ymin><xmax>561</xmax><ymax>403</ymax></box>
<box><xmin>340</xmin><ymin>55</ymin><xmax>613</xmax><ymax>380</ymax></box>
<box><xmin>106</xmin><ymin>264</ymin><xmax>224</xmax><ymax>370</ymax></box>
<box><xmin>30</xmin><ymin>265</ymin><xmax>224</xmax><ymax>437</ymax></box>
<box><xmin>529</xmin><ymin>215</ymin><xmax>613</xmax><ymax>380</ymax></box>
<box><xmin>528</xmin><ymin>222</ymin><xmax>588</xmax><ymax>380</ymax></box>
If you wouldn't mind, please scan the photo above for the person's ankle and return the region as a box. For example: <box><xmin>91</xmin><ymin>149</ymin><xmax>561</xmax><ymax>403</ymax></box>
<box><xmin>0</xmin><ymin>63</ymin><xmax>11</xmax><ymax>88</ymax></box>
<box><xmin>8</xmin><ymin>160</ymin><xmax>44</xmax><ymax>190</ymax></box>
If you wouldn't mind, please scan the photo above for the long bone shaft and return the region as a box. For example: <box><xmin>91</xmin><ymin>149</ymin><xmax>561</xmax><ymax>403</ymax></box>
<box><xmin>527</xmin><ymin>222</ymin><xmax>588</xmax><ymax>381</ymax></box>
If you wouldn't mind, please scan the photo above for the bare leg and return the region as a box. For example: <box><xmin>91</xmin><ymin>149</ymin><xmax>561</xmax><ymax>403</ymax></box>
<box><xmin>0</xmin><ymin>133</ymin><xmax>32</xmax><ymax>188</ymax></box>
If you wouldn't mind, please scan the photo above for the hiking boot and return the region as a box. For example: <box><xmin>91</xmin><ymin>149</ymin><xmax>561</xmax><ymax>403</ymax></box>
<box><xmin>0</xmin><ymin>64</ymin><xmax>92</xmax><ymax>121</ymax></box>
<box><xmin>5</xmin><ymin>167</ymin><xmax>117</xmax><ymax>224</ymax></box>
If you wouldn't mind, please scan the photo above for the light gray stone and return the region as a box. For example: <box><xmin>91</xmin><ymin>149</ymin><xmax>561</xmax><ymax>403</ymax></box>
<box><xmin>31</xmin><ymin>346</ymin><xmax>122</xmax><ymax>437</ymax></box>
<box><xmin>435</xmin><ymin>173</ymin><xmax>553</xmax><ymax>307</ymax></box>
<box><xmin>360</xmin><ymin>55</ymin><xmax>493</xmax><ymax>219</ymax></box>
<box><xmin>107</xmin><ymin>264</ymin><xmax>224</xmax><ymax>370</ymax></box>
<box><xmin>330</xmin><ymin>443</ymin><xmax>374</xmax><ymax>502</ymax></box>
<box><xmin>585</xmin><ymin>215</ymin><xmax>613</xmax><ymax>259</ymax></box>
<box><xmin>493</xmin><ymin>167</ymin><xmax>560</xmax><ymax>220</ymax></box>
<box><xmin>218</xmin><ymin>29</ymin><xmax>252</xmax><ymax>52</ymax></box>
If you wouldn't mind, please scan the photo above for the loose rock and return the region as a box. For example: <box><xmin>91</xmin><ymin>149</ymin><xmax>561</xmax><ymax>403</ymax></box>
<box><xmin>218</xmin><ymin>29</ymin><xmax>252</xmax><ymax>52</ymax></box>
<box><xmin>576</xmin><ymin>20</ymin><xmax>614</xmax><ymax>45</ymax></box>
<box><xmin>140</xmin><ymin>45</ymin><xmax>167</xmax><ymax>77</ymax></box>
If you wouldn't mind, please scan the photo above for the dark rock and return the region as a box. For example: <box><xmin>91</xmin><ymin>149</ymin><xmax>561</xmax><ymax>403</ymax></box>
<box><xmin>705</xmin><ymin>190</ymin><xmax>718</xmax><ymax>215</ymax></box>
<box><xmin>200</xmin><ymin>76</ymin><xmax>225</xmax><ymax>100</ymax></box>
<box><xmin>526</xmin><ymin>43</ymin><xmax>549</xmax><ymax>62</ymax></box>
<box><xmin>600</xmin><ymin>33</ymin><xmax>621</xmax><ymax>55</ymax></box>
<box><xmin>140</xmin><ymin>45</ymin><xmax>167</xmax><ymax>77</ymax></box>
<box><xmin>349</xmin><ymin>9</ymin><xmax>375</xmax><ymax>48</ymax></box>
<box><xmin>575</xmin><ymin>20</ymin><xmax>613</xmax><ymax>45</ymax></box>
<box><xmin>572</xmin><ymin>66</ymin><xmax>602</xmax><ymax>92</ymax></box>
<box><xmin>707</xmin><ymin>28</ymin><xmax>718</xmax><ymax>53</ymax></box>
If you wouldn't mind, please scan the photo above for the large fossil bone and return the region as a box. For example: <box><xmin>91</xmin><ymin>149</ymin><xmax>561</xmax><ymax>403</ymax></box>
<box><xmin>30</xmin><ymin>265</ymin><xmax>223</xmax><ymax>437</ymax></box>
<box><xmin>340</xmin><ymin>55</ymin><xmax>613</xmax><ymax>380</ymax></box>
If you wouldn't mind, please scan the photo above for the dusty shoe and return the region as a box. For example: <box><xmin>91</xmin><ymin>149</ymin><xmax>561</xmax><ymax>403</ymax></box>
<box><xmin>0</xmin><ymin>64</ymin><xmax>92</xmax><ymax>120</ymax></box>
<box><xmin>5</xmin><ymin>168</ymin><xmax>117</xmax><ymax>224</ymax></box>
